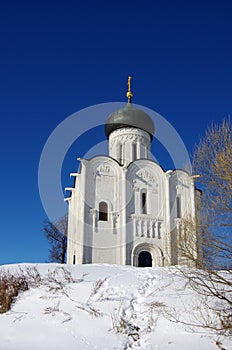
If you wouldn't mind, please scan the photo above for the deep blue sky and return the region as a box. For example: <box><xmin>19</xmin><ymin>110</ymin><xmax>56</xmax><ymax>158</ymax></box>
<box><xmin>0</xmin><ymin>0</ymin><xmax>231</xmax><ymax>264</ymax></box>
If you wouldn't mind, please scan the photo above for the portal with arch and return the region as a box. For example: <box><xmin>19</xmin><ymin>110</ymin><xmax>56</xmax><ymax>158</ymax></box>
<box><xmin>132</xmin><ymin>244</ymin><xmax>164</xmax><ymax>267</ymax></box>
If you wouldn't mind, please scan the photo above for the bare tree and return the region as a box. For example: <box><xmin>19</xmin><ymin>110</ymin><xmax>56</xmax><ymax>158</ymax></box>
<box><xmin>42</xmin><ymin>214</ymin><xmax>68</xmax><ymax>264</ymax></box>
<box><xmin>176</xmin><ymin>118</ymin><xmax>232</xmax><ymax>334</ymax></box>
<box><xmin>192</xmin><ymin>117</ymin><xmax>232</xmax><ymax>269</ymax></box>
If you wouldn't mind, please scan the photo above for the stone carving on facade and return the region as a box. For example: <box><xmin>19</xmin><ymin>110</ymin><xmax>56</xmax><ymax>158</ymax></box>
<box><xmin>99</xmin><ymin>165</ymin><xmax>110</xmax><ymax>173</ymax></box>
<box><xmin>112</xmin><ymin>212</ymin><xmax>119</xmax><ymax>232</ymax></box>
<box><xmin>111</xmin><ymin>127</ymin><xmax>150</xmax><ymax>138</ymax></box>
<box><xmin>133</xmin><ymin>186</ymin><xmax>140</xmax><ymax>192</ymax></box>
<box><xmin>112</xmin><ymin>212</ymin><xmax>119</xmax><ymax>222</ymax></box>
<box><xmin>137</xmin><ymin>169</ymin><xmax>157</xmax><ymax>185</ymax></box>
<box><xmin>96</xmin><ymin>164</ymin><xmax>113</xmax><ymax>177</ymax></box>
<box><xmin>111</xmin><ymin>134</ymin><xmax>149</xmax><ymax>145</ymax></box>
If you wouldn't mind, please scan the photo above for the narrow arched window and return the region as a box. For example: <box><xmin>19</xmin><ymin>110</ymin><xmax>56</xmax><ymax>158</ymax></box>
<box><xmin>132</xmin><ymin>143</ymin><xmax>137</xmax><ymax>161</ymax></box>
<box><xmin>141</xmin><ymin>192</ymin><xmax>147</xmax><ymax>214</ymax></box>
<box><xmin>176</xmin><ymin>196</ymin><xmax>181</xmax><ymax>218</ymax></box>
<box><xmin>144</xmin><ymin>145</ymin><xmax>148</xmax><ymax>158</ymax></box>
<box><xmin>117</xmin><ymin>143</ymin><xmax>123</xmax><ymax>164</ymax></box>
<box><xmin>99</xmin><ymin>201</ymin><xmax>108</xmax><ymax>221</ymax></box>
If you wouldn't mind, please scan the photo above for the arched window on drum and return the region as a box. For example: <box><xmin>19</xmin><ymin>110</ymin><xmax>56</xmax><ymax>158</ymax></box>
<box><xmin>99</xmin><ymin>201</ymin><xmax>108</xmax><ymax>221</ymax></box>
<box><xmin>117</xmin><ymin>143</ymin><xmax>123</xmax><ymax>165</ymax></box>
<box><xmin>141</xmin><ymin>190</ymin><xmax>147</xmax><ymax>215</ymax></box>
<box><xmin>132</xmin><ymin>143</ymin><xmax>137</xmax><ymax>161</ymax></box>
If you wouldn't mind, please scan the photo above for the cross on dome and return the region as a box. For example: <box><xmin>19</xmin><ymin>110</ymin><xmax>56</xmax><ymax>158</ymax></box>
<box><xmin>126</xmin><ymin>75</ymin><xmax>133</xmax><ymax>103</ymax></box>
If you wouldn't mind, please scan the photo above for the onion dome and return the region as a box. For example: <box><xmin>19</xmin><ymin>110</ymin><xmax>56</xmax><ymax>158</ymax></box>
<box><xmin>105</xmin><ymin>76</ymin><xmax>155</xmax><ymax>140</ymax></box>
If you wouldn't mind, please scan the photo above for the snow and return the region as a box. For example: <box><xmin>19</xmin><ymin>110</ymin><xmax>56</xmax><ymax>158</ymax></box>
<box><xmin>0</xmin><ymin>263</ymin><xmax>231</xmax><ymax>350</ymax></box>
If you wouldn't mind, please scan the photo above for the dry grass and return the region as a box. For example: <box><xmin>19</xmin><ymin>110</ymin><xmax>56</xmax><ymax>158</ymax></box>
<box><xmin>0</xmin><ymin>271</ymin><xmax>29</xmax><ymax>313</ymax></box>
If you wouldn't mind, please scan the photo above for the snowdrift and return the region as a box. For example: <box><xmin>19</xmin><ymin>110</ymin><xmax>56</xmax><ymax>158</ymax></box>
<box><xmin>0</xmin><ymin>263</ymin><xmax>230</xmax><ymax>350</ymax></box>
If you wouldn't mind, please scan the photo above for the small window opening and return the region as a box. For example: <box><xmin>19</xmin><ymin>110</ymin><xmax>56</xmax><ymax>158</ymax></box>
<box><xmin>144</xmin><ymin>145</ymin><xmax>148</xmax><ymax>158</ymax></box>
<box><xmin>99</xmin><ymin>201</ymin><xmax>108</xmax><ymax>221</ymax></box>
<box><xmin>117</xmin><ymin>143</ymin><xmax>123</xmax><ymax>165</ymax></box>
<box><xmin>73</xmin><ymin>254</ymin><xmax>76</xmax><ymax>264</ymax></box>
<box><xmin>120</xmin><ymin>144</ymin><xmax>123</xmax><ymax>164</ymax></box>
<box><xmin>176</xmin><ymin>196</ymin><xmax>181</xmax><ymax>218</ymax></box>
<box><xmin>132</xmin><ymin>143</ymin><xmax>137</xmax><ymax>160</ymax></box>
<box><xmin>142</xmin><ymin>192</ymin><xmax>147</xmax><ymax>214</ymax></box>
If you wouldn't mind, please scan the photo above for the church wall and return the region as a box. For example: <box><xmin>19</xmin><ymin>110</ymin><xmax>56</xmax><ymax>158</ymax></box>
<box><xmin>126</xmin><ymin>160</ymin><xmax>168</xmax><ymax>266</ymax></box>
<box><xmin>77</xmin><ymin>156</ymin><xmax>125</xmax><ymax>264</ymax></box>
<box><xmin>169</xmin><ymin>170</ymin><xmax>197</xmax><ymax>265</ymax></box>
<box><xmin>67</xmin><ymin>156</ymin><xmax>198</xmax><ymax>267</ymax></box>
<box><xmin>67</xmin><ymin>169</ymin><xmax>87</xmax><ymax>264</ymax></box>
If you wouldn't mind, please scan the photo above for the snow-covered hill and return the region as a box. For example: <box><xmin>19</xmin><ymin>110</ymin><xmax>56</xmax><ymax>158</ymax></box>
<box><xmin>0</xmin><ymin>264</ymin><xmax>230</xmax><ymax>350</ymax></box>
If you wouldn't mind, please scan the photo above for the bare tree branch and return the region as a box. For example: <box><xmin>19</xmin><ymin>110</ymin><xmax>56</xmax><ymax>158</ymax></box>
<box><xmin>42</xmin><ymin>214</ymin><xmax>68</xmax><ymax>263</ymax></box>
<box><xmin>176</xmin><ymin>117</ymin><xmax>232</xmax><ymax>334</ymax></box>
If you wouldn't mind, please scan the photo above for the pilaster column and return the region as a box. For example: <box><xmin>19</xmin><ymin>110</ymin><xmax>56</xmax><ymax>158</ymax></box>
<box><xmin>112</xmin><ymin>212</ymin><xmax>119</xmax><ymax>234</ymax></box>
<box><xmin>89</xmin><ymin>209</ymin><xmax>97</xmax><ymax>232</ymax></box>
<box><xmin>155</xmin><ymin>221</ymin><xmax>159</xmax><ymax>238</ymax></box>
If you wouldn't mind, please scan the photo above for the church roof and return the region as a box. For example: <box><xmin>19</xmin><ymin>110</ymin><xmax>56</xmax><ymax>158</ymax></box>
<box><xmin>105</xmin><ymin>103</ymin><xmax>155</xmax><ymax>140</ymax></box>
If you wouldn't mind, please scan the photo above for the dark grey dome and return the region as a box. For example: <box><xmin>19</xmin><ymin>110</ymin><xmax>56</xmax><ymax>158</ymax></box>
<box><xmin>105</xmin><ymin>103</ymin><xmax>155</xmax><ymax>140</ymax></box>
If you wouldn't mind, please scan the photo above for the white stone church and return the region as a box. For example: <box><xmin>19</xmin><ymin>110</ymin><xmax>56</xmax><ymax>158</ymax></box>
<box><xmin>66</xmin><ymin>79</ymin><xmax>199</xmax><ymax>267</ymax></box>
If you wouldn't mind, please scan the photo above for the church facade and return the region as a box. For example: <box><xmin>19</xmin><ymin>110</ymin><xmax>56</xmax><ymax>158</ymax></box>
<box><xmin>66</xmin><ymin>80</ymin><xmax>199</xmax><ymax>267</ymax></box>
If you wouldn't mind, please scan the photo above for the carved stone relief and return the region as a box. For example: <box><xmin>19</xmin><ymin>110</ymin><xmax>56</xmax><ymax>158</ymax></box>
<box><xmin>137</xmin><ymin>169</ymin><xmax>157</xmax><ymax>185</ymax></box>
